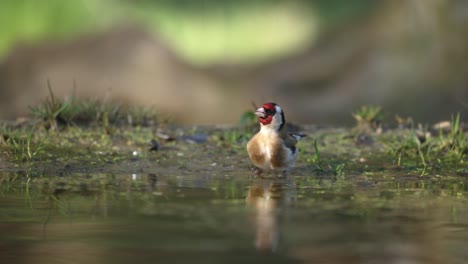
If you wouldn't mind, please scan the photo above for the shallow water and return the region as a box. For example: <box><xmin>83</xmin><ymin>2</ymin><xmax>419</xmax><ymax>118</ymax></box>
<box><xmin>1</xmin><ymin>171</ymin><xmax>468</xmax><ymax>264</ymax></box>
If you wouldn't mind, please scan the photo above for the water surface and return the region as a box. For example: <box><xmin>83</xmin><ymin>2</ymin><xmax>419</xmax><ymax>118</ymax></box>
<box><xmin>1</xmin><ymin>171</ymin><xmax>468</xmax><ymax>264</ymax></box>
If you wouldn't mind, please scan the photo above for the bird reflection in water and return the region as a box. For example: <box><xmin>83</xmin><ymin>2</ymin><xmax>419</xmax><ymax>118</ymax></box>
<box><xmin>246</xmin><ymin>178</ymin><xmax>296</xmax><ymax>253</ymax></box>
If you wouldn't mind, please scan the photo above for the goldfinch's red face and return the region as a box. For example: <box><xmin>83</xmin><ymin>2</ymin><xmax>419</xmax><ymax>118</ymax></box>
<box><xmin>255</xmin><ymin>102</ymin><xmax>285</xmax><ymax>132</ymax></box>
<box><xmin>255</xmin><ymin>103</ymin><xmax>277</xmax><ymax>125</ymax></box>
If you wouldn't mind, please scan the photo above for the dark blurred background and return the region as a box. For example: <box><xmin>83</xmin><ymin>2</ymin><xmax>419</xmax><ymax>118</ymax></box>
<box><xmin>0</xmin><ymin>0</ymin><xmax>467</xmax><ymax>125</ymax></box>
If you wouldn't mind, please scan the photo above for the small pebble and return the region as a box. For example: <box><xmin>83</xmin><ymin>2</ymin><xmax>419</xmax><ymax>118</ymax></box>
<box><xmin>149</xmin><ymin>139</ymin><xmax>159</xmax><ymax>151</ymax></box>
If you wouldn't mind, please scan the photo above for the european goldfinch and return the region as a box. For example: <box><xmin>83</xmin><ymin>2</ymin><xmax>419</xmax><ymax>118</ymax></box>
<box><xmin>247</xmin><ymin>102</ymin><xmax>303</xmax><ymax>176</ymax></box>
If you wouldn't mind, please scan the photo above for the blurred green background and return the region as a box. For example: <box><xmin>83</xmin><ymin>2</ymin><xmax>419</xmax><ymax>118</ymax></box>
<box><xmin>0</xmin><ymin>0</ymin><xmax>376</xmax><ymax>64</ymax></box>
<box><xmin>0</xmin><ymin>0</ymin><xmax>466</xmax><ymax>124</ymax></box>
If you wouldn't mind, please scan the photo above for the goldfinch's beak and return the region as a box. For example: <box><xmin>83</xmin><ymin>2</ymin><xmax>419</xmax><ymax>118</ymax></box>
<box><xmin>255</xmin><ymin>108</ymin><xmax>266</xmax><ymax>118</ymax></box>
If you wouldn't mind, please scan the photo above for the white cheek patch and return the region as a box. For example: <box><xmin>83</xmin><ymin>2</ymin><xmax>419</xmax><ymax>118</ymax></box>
<box><xmin>275</xmin><ymin>105</ymin><xmax>282</xmax><ymax>114</ymax></box>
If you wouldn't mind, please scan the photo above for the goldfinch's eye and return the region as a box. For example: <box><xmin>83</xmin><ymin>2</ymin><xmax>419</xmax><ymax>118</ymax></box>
<box><xmin>265</xmin><ymin>109</ymin><xmax>275</xmax><ymax>115</ymax></box>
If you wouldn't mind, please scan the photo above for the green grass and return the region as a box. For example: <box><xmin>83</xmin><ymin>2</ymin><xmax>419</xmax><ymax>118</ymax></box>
<box><xmin>0</xmin><ymin>125</ymin><xmax>44</xmax><ymax>163</ymax></box>
<box><xmin>2</xmin><ymin>97</ymin><xmax>466</xmax><ymax>178</ymax></box>
<box><xmin>352</xmin><ymin>105</ymin><xmax>384</xmax><ymax>132</ymax></box>
<box><xmin>311</xmin><ymin>138</ymin><xmax>324</xmax><ymax>173</ymax></box>
<box><xmin>29</xmin><ymin>86</ymin><xmax>160</xmax><ymax>129</ymax></box>
<box><xmin>385</xmin><ymin>112</ymin><xmax>466</xmax><ymax>175</ymax></box>
<box><xmin>307</xmin><ymin>138</ymin><xmax>346</xmax><ymax>176</ymax></box>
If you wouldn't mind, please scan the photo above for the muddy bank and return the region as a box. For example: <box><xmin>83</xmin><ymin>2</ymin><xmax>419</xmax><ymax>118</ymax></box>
<box><xmin>0</xmin><ymin>122</ymin><xmax>465</xmax><ymax>177</ymax></box>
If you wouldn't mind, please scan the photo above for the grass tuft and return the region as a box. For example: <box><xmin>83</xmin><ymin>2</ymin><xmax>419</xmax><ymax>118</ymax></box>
<box><xmin>0</xmin><ymin>126</ymin><xmax>44</xmax><ymax>163</ymax></box>
<box><xmin>352</xmin><ymin>105</ymin><xmax>383</xmax><ymax>133</ymax></box>
<box><xmin>387</xmin><ymin>112</ymin><xmax>466</xmax><ymax>175</ymax></box>
<box><xmin>308</xmin><ymin>139</ymin><xmax>346</xmax><ymax>176</ymax></box>
<box><xmin>29</xmin><ymin>84</ymin><xmax>160</xmax><ymax>129</ymax></box>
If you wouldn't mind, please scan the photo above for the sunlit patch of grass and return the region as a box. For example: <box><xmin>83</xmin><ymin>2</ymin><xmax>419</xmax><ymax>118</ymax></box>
<box><xmin>433</xmin><ymin>113</ymin><xmax>466</xmax><ymax>160</ymax></box>
<box><xmin>0</xmin><ymin>126</ymin><xmax>44</xmax><ymax>163</ymax></box>
<box><xmin>390</xmin><ymin>131</ymin><xmax>428</xmax><ymax>175</ymax></box>
<box><xmin>352</xmin><ymin>105</ymin><xmax>384</xmax><ymax>133</ymax></box>
<box><xmin>307</xmin><ymin>138</ymin><xmax>346</xmax><ymax>176</ymax></box>
<box><xmin>29</xmin><ymin>81</ymin><xmax>70</xmax><ymax>129</ymax></box>
<box><xmin>214</xmin><ymin>127</ymin><xmax>253</xmax><ymax>152</ymax></box>
<box><xmin>395</xmin><ymin>114</ymin><xmax>413</xmax><ymax>129</ymax></box>
<box><xmin>310</xmin><ymin>139</ymin><xmax>324</xmax><ymax>173</ymax></box>
<box><xmin>2</xmin><ymin>98</ymin><xmax>464</xmax><ymax>179</ymax></box>
<box><xmin>385</xmin><ymin>113</ymin><xmax>466</xmax><ymax>175</ymax></box>
<box><xmin>0</xmin><ymin>124</ymin><xmax>154</xmax><ymax>174</ymax></box>
<box><xmin>29</xmin><ymin>86</ymin><xmax>160</xmax><ymax>129</ymax></box>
